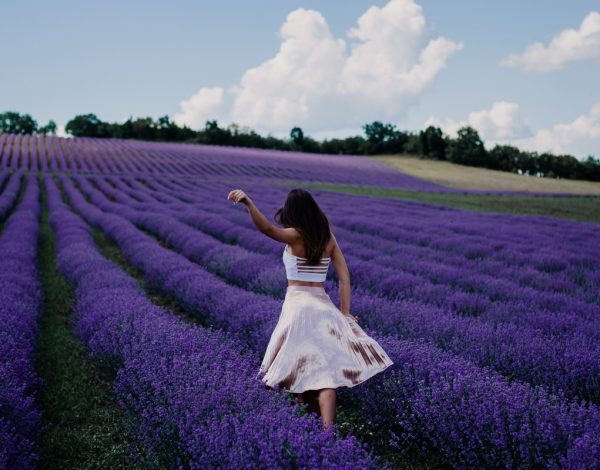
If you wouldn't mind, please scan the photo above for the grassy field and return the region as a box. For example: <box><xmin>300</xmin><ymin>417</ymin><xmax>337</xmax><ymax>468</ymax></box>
<box><xmin>273</xmin><ymin>180</ymin><xmax>600</xmax><ymax>225</ymax></box>
<box><xmin>34</xmin><ymin>179</ymin><xmax>139</xmax><ymax>468</ymax></box>
<box><xmin>373</xmin><ymin>154</ymin><xmax>600</xmax><ymax>195</ymax></box>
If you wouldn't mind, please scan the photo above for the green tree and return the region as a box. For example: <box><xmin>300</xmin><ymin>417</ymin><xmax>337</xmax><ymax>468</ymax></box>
<box><xmin>445</xmin><ymin>126</ymin><xmax>488</xmax><ymax>166</ymax></box>
<box><xmin>551</xmin><ymin>153</ymin><xmax>580</xmax><ymax>179</ymax></box>
<box><xmin>403</xmin><ymin>133</ymin><xmax>422</xmax><ymax>154</ymax></box>
<box><xmin>515</xmin><ymin>150</ymin><xmax>536</xmax><ymax>175</ymax></box>
<box><xmin>362</xmin><ymin>121</ymin><xmax>410</xmax><ymax>154</ymax></box>
<box><xmin>536</xmin><ymin>152</ymin><xmax>556</xmax><ymax>177</ymax></box>
<box><xmin>363</xmin><ymin>121</ymin><xmax>397</xmax><ymax>153</ymax></box>
<box><xmin>290</xmin><ymin>127</ymin><xmax>304</xmax><ymax>148</ymax></box>
<box><xmin>119</xmin><ymin>117</ymin><xmax>134</xmax><ymax>139</ymax></box>
<box><xmin>488</xmin><ymin>144</ymin><xmax>521</xmax><ymax>172</ymax></box>
<box><xmin>0</xmin><ymin>111</ymin><xmax>38</xmax><ymax>134</ymax></box>
<box><xmin>577</xmin><ymin>155</ymin><xmax>600</xmax><ymax>181</ymax></box>
<box><xmin>287</xmin><ymin>126</ymin><xmax>320</xmax><ymax>152</ymax></box>
<box><xmin>419</xmin><ymin>126</ymin><xmax>447</xmax><ymax>160</ymax></box>
<box><xmin>130</xmin><ymin>117</ymin><xmax>157</xmax><ymax>140</ymax></box>
<box><xmin>65</xmin><ymin>113</ymin><xmax>107</xmax><ymax>137</ymax></box>
<box><xmin>198</xmin><ymin>120</ymin><xmax>233</xmax><ymax>145</ymax></box>
<box><xmin>39</xmin><ymin>120</ymin><xmax>57</xmax><ymax>135</ymax></box>
<box><xmin>321</xmin><ymin>135</ymin><xmax>368</xmax><ymax>155</ymax></box>
<box><xmin>156</xmin><ymin>115</ymin><xmax>195</xmax><ymax>141</ymax></box>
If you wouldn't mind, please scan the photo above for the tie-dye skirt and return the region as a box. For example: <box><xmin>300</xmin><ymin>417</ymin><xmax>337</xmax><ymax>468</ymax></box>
<box><xmin>256</xmin><ymin>285</ymin><xmax>394</xmax><ymax>394</ymax></box>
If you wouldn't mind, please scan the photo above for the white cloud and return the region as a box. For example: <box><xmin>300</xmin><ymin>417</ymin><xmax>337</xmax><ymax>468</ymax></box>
<box><xmin>512</xmin><ymin>102</ymin><xmax>600</xmax><ymax>157</ymax></box>
<box><xmin>173</xmin><ymin>86</ymin><xmax>226</xmax><ymax>129</ymax></box>
<box><xmin>423</xmin><ymin>115</ymin><xmax>467</xmax><ymax>138</ymax></box>
<box><xmin>499</xmin><ymin>11</ymin><xmax>600</xmax><ymax>71</ymax></box>
<box><xmin>424</xmin><ymin>101</ymin><xmax>531</xmax><ymax>141</ymax></box>
<box><xmin>468</xmin><ymin>101</ymin><xmax>532</xmax><ymax>140</ymax></box>
<box><xmin>229</xmin><ymin>8</ymin><xmax>347</xmax><ymax>133</ymax></box>
<box><xmin>425</xmin><ymin>101</ymin><xmax>600</xmax><ymax>159</ymax></box>
<box><xmin>310</xmin><ymin>126</ymin><xmax>365</xmax><ymax>140</ymax></box>
<box><xmin>56</xmin><ymin>124</ymin><xmax>69</xmax><ymax>138</ymax></box>
<box><xmin>175</xmin><ymin>0</ymin><xmax>463</xmax><ymax>134</ymax></box>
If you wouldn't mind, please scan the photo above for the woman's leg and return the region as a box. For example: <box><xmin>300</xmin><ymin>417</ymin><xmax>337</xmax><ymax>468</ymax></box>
<box><xmin>317</xmin><ymin>388</ymin><xmax>336</xmax><ymax>429</ymax></box>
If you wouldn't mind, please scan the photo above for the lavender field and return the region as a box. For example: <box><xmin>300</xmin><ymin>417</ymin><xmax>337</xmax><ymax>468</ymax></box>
<box><xmin>1</xmin><ymin>134</ymin><xmax>599</xmax><ymax>469</ymax></box>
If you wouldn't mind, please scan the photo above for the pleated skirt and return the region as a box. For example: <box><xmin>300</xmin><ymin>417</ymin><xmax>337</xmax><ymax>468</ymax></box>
<box><xmin>256</xmin><ymin>285</ymin><xmax>394</xmax><ymax>394</ymax></box>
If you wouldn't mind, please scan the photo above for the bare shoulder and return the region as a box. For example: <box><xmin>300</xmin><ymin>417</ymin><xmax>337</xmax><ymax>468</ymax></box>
<box><xmin>282</xmin><ymin>227</ymin><xmax>302</xmax><ymax>244</ymax></box>
<box><xmin>286</xmin><ymin>227</ymin><xmax>301</xmax><ymax>238</ymax></box>
<box><xmin>265</xmin><ymin>225</ymin><xmax>302</xmax><ymax>244</ymax></box>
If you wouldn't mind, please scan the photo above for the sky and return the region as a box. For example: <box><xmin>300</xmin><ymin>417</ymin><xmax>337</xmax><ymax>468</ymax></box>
<box><xmin>1</xmin><ymin>0</ymin><xmax>599</xmax><ymax>159</ymax></box>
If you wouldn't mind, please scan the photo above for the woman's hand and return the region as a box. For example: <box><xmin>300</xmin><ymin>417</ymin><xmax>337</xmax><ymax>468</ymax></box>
<box><xmin>343</xmin><ymin>312</ymin><xmax>359</xmax><ymax>323</ymax></box>
<box><xmin>228</xmin><ymin>189</ymin><xmax>251</xmax><ymax>206</ymax></box>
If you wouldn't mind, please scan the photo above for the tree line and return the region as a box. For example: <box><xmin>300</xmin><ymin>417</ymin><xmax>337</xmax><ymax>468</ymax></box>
<box><xmin>0</xmin><ymin>111</ymin><xmax>57</xmax><ymax>135</ymax></box>
<box><xmin>1</xmin><ymin>110</ymin><xmax>599</xmax><ymax>182</ymax></box>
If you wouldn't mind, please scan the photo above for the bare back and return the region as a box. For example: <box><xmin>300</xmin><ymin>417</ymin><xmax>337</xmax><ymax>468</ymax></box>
<box><xmin>286</xmin><ymin>235</ymin><xmax>336</xmax><ymax>259</ymax></box>
<box><xmin>286</xmin><ymin>232</ymin><xmax>348</xmax><ymax>287</ymax></box>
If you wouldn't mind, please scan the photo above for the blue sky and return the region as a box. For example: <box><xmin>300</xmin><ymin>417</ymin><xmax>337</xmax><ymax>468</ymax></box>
<box><xmin>1</xmin><ymin>0</ymin><xmax>599</xmax><ymax>158</ymax></box>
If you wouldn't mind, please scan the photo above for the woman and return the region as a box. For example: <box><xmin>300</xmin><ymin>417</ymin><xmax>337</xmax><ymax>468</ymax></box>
<box><xmin>227</xmin><ymin>187</ymin><xmax>394</xmax><ymax>430</ymax></box>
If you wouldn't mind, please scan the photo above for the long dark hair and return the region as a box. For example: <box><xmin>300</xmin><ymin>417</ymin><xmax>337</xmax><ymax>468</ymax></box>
<box><xmin>274</xmin><ymin>189</ymin><xmax>331</xmax><ymax>265</ymax></box>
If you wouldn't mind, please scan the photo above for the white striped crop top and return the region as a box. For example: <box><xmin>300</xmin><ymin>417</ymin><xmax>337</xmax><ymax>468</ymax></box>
<box><xmin>283</xmin><ymin>244</ymin><xmax>331</xmax><ymax>282</ymax></box>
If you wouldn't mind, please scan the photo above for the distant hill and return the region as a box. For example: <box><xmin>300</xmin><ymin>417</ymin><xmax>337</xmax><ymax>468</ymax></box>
<box><xmin>375</xmin><ymin>154</ymin><xmax>600</xmax><ymax>196</ymax></box>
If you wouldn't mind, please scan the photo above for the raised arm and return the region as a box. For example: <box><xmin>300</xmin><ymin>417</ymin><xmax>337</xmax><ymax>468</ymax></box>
<box><xmin>330</xmin><ymin>232</ymin><xmax>352</xmax><ymax>316</ymax></box>
<box><xmin>227</xmin><ymin>189</ymin><xmax>300</xmax><ymax>244</ymax></box>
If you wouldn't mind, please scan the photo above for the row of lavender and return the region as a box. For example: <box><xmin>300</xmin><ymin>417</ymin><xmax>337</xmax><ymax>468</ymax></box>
<box><xmin>181</xmin><ymin>177</ymin><xmax>600</xmax><ymax>284</ymax></box>
<box><xmin>0</xmin><ymin>175</ymin><xmax>43</xmax><ymax>468</ymax></box>
<box><xmin>44</xmin><ymin>175</ymin><xmax>381</xmax><ymax>468</ymax></box>
<box><xmin>58</xmin><ymin>174</ymin><xmax>600</xmax><ymax>467</ymax></box>
<box><xmin>0</xmin><ymin>171</ymin><xmax>23</xmax><ymax>219</ymax></box>
<box><xmin>125</xmin><ymin>174</ymin><xmax>600</xmax><ymax>315</ymax></box>
<box><xmin>168</xmin><ymin>176</ymin><xmax>600</xmax><ymax>327</ymax></box>
<box><xmin>82</xmin><ymin>173</ymin><xmax>600</xmax><ymax>403</ymax></box>
<box><xmin>114</xmin><ymin>172</ymin><xmax>599</xmax><ymax>304</ymax></box>
<box><xmin>0</xmin><ymin>134</ymin><xmax>449</xmax><ymax>191</ymax></box>
<box><xmin>0</xmin><ymin>174</ymin><xmax>382</xmax><ymax>468</ymax></box>
<box><xmin>188</xmin><ymin>178</ymin><xmax>600</xmax><ymax>329</ymax></box>
<box><xmin>97</xmin><ymin>175</ymin><xmax>599</xmax><ymax>331</ymax></box>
